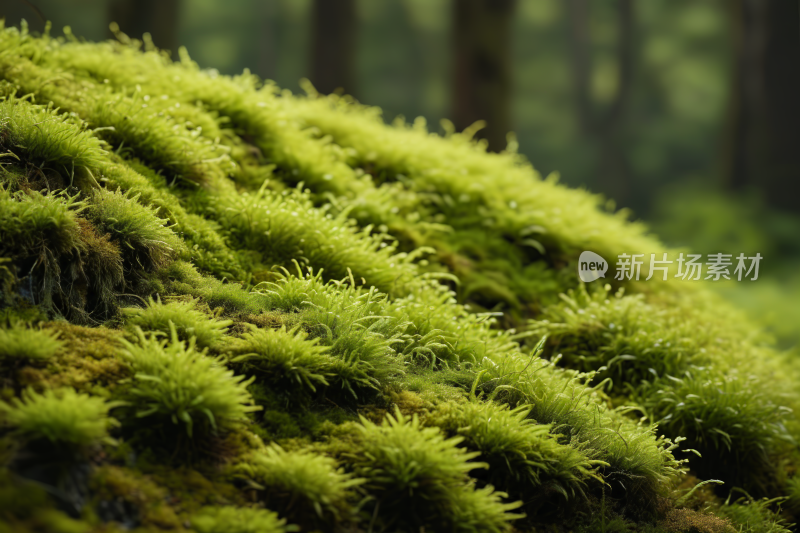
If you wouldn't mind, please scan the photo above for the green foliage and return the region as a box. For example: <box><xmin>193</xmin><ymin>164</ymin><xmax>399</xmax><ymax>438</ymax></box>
<box><xmin>717</xmin><ymin>496</ymin><xmax>793</xmax><ymax>533</ymax></box>
<box><xmin>643</xmin><ymin>369</ymin><xmax>792</xmax><ymax>485</ymax></box>
<box><xmin>0</xmin><ymin>95</ymin><xmax>107</xmax><ymax>175</ymax></box>
<box><xmin>529</xmin><ymin>284</ymin><xmax>700</xmax><ymax>386</ymax></box>
<box><xmin>123</xmin><ymin>297</ymin><xmax>232</xmax><ymax>349</ymax></box>
<box><xmin>347</xmin><ymin>409</ymin><xmax>523</xmax><ymax>532</ymax></box>
<box><xmin>86</xmin><ymin>187</ymin><xmax>182</xmax><ymax>270</ymax></box>
<box><xmin>231</xmin><ymin>444</ymin><xmax>362</xmax><ymax>525</ymax></box>
<box><xmin>228</xmin><ymin>325</ymin><xmax>335</xmax><ymax>393</ymax></box>
<box><xmin>0</xmin><ymin>188</ymin><xmax>84</xmax><ymax>256</ymax></box>
<box><xmin>219</xmin><ymin>183</ymin><xmax>417</xmax><ymax>295</ymax></box>
<box><xmin>118</xmin><ymin>326</ymin><xmax>259</xmax><ymax>437</ymax></box>
<box><xmin>160</xmin><ymin>260</ymin><xmax>270</xmax><ymax>313</ymax></box>
<box><xmin>0</xmin><ymin>25</ymin><xmax>797</xmax><ymax>533</ymax></box>
<box><xmin>528</xmin><ymin>283</ymin><xmax>793</xmax><ymax>490</ymax></box>
<box><xmin>428</xmin><ymin>400</ymin><xmax>602</xmax><ymax>502</ymax></box>
<box><xmin>475</xmin><ymin>342</ymin><xmax>684</xmax><ymax>498</ymax></box>
<box><xmin>256</xmin><ymin>273</ymin><xmax>409</xmax><ymax>397</ymax></box>
<box><xmin>190</xmin><ymin>506</ymin><xmax>297</xmax><ymax>533</ymax></box>
<box><xmin>0</xmin><ymin>324</ymin><xmax>63</xmax><ymax>362</ymax></box>
<box><xmin>0</xmin><ymin>387</ymin><xmax>118</xmax><ymax>447</ymax></box>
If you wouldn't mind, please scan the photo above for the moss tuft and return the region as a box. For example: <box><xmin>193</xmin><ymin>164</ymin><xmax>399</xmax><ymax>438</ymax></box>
<box><xmin>117</xmin><ymin>325</ymin><xmax>259</xmax><ymax>438</ymax></box>
<box><xmin>0</xmin><ymin>387</ymin><xmax>118</xmax><ymax>447</ymax></box>
<box><xmin>0</xmin><ymin>324</ymin><xmax>63</xmax><ymax>362</ymax></box>
<box><xmin>123</xmin><ymin>297</ymin><xmax>232</xmax><ymax>350</ymax></box>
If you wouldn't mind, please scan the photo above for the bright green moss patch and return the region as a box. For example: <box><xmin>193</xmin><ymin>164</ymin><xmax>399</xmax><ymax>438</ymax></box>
<box><xmin>228</xmin><ymin>325</ymin><xmax>336</xmax><ymax>393</ymax></box>
<box><xmin>0</xmin><ymin>188</ymin><xmax>85</xmax><ymax>256</ymax></box>
<box><xmin>0</xmin><ymin>24</ymin><xmax>798</xmax><ymax>533</ymax></box>
<box><xmin>0</xmin><ymin>387</ymin><xmax>118</xmax><ymax>447</ymax></box>
<box><xmin>0</xmin><ymin>324</ymin><xmax>63</xmax><ymax>362</ymax></box>
<box><xmin>345</xmin><ymin>410</ymin><xmax>523</xmax><ymax>532</ymax></box>
<box><xmin>528</xmin><ymin>284</ymin><xmax>794</xmax><ymax>494</ymax></box>
<box><xmin>190</xmin><ymin>506</ymin><xmax>297</xmax><ymax>533</ymax></box>
<box><xmin>428</xmin><ymin>400</ymin><xmax>603</xmax><ymax>505</ymax></box>
<box><xmin>0</xmin><ymin>95</ymin><xmax>107</xmax><ymax>174</ymax></box>
<box><xmin>123</xmin><ymin>297</ymin><xmax>232</xmax><ymax>350</ymax></box>
<box><xmin>86</xmin><ymin>188</ymin><xmax>183</xmax><ymax>271</ymax></box>
<box><xmin>118</xmin><ymin>326</ymin><xmax>259</xmax><ymax>438</ymax></box>
<box><xmin>231</xmin><ymin>444</ymin><xmax>362</xmax><ymax>528</ymax></box>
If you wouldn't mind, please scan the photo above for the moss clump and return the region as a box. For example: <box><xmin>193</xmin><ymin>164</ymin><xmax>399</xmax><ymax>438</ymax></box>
<box><xmin>427</xmin><ymin>400</ymin><xmax>603</xmax><ymax>508</ymax></box>
<box><xmin>0</xmin><ymin>324</ymin><xmax>63</xmax><ymax>363</ymax></box>
<box><xmin>118</xmin><ymin>326</ymin><xmax>259</xmax><ymax>438</ymax></box>
<box><xmin>0</xmin><ymin>387</ymin><xmax>117</xmax><ymax>448</ymax></box>
<box><xmin>345</xmin><ymin>410</ymin><xmax>523</xmax><ymax>532</ymax></box>
<box><xmin>231</xmin><ymin>443</ymin><xmax>361</xmax><ymax>528</ymax></box>
<box><xmin>122</xmin><ymin>297</ymin><xmax>232</xmax><ymax>350</ymax></box>
<box><xmin>228</xmin><ymin>325</ymin><xmax>336</xmax><ymax>393</ymax></box>
<box><xmin>86</xmin><ymin>188</ymin><xmax>183</xmax><ymax>271</ymax></box>
<box><xmin>190</xmin><ymin>506</ymin><xmax>297</xmax><ymax>533</ymax></box>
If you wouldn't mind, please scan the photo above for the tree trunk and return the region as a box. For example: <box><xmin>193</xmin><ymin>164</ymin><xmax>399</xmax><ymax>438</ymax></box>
<box><xmin>311</xmin><ymin>0</ymin><xmax>357</xmax><ymax>96</ymax></box>
<box><xmin>107</xmin><ymin>0</ymin><xmax>181</xmax><ymax>57</ymax></box>
<box><xmin>257</xmin><ymin>1</ymin><xmax>278</xmax><ymax>82</ymax></box>
<box><xmin>452</xmin><ymin>0</ymin><xmax>516</xmax><ymax>152</ymax></box>
<box><xmin>566</xmin><ymin>0</ymin><xmax>635</xmax><ymax>205</ymax></box>
<box><xmin>724</xmin><ymin>0</ymin><xmax>800</xmax><ymax>213</ymax></box>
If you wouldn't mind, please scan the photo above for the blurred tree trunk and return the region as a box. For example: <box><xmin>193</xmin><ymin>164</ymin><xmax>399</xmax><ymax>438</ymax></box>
<box><xmin>107</xmin><ymin>0</ymin><xmax>181</xmax><ymax>57</ymax></box>
<box><xmin>566</xmin><ymin>0</ymin><xmax>634</xmax><ymax>205</ymax></box>
<box><xmin>257</xmin><ymin>1</ymin><xmax>278</xmax><ymax>82</ymax></box>
<box><xmin>723</xmin><ymin>0</ymin><xmax>800</xmax><ymax>214</ymax></box>
<box><xmin>311</xmin><ymin>0</ymin><xmax>357</xmax><ymax>96</ymax></box>
<box><xmin>452</xmin><ymin>0</ymin><xmax>516</xmax><ymax>152</ymax></box>
<box><xmin>0</xmin><ymin>1</ymin><xmax>48</xmax><ymax>33</ymax></box>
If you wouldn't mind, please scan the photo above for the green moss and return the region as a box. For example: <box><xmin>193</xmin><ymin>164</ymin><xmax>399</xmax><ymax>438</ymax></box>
<box><xmin>190</xmin><ymin>506</ymin><xmax>296</xmax><ymax>533</ymax></box>
<box><xmin>0</xmin><ymin>387</ymin><xmax>118</xmax><ymax>447</ymax></box>
<box><xmin>231</xmin><ymin>443</ymin><xmax>361</xmax><ymax>527</ymax></box>
<box><xmin>0</xmin><ymin>188</ymin><xmax>84</xmax><ymax>256</ymax></box>
<box><xmin>0</xmin><ymin>24</ymin><xmax>797</xmax><ymax>533</ymax></box>
<box><xmin>117</xmin><ymin>326</ymin><xmax>259</xmax><ymax>438</ymax></box>
<box><xmin>86</xmin><ymin>188</ymin><xmax>183</xmax><ymax>271</ymax></box>
<box><xmin>123</xmin><ymin>297</ymin><xmax>232</xmax><ymax>350</ymax></box>
<box><xmin>427</xmin><ymin>400</ymin><xmax>602</xmax><ymax>506</ymax></box>
<box><xmin>0</xmin><ymin>324</ymin><xmax>63</xmax><ymax>362</ymax></box>
<box><xmin>346</xmin><ymin>409</ymin><xmax>523</xmax><ymax>532</ymax></box>
<box><xmin>717</xmin><ymin>496</ymin><xmax>793</xmax><ymax>533</ymax></box>
<box><xmin>228</xmin><ymin>325</ymin><xmax>335</xmax><ymax>393</ymax></box>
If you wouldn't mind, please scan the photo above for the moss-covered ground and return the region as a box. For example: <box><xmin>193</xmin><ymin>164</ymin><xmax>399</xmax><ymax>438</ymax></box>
<box><xmin>0</xmin><ymin>21</ymin><xmax>798</xmax><ymax>532</ymax></box>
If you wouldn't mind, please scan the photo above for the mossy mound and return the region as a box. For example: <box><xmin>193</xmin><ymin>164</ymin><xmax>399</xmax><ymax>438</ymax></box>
<box><xmin>0</xmin><ymin>22</ymin><xmax>797</xmax><ymax>533</ymax></box>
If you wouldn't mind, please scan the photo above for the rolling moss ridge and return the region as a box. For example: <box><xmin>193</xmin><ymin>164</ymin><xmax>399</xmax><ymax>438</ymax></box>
<box><xmin>0</xmin><ymin>22</ymin><xmax>797</xmax><ymax>532</ymax></box>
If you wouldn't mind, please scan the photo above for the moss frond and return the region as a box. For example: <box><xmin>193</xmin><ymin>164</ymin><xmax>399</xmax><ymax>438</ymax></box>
<box><xmin>346</xmin><ymin>409</ymin><xmax>523</xmax><ymax>531</ymax></box>
<box><xmin>118</xmin><ymin>325</ymin><xmax>259</xmax><ymax>437</ymax></box>
<box><xmin>87</xmin><ymin>187</ymin><xmax>183</xmax><ymax>270</ymax></box>
<box><xmin>123</xmin><ymin>297</ymin><xmax>232</xmax><ymax>350</ymax></box>
<box><xmin>231</xmin><ymin>444</ymin><xmax>362</xmax><ymax>526</ymax></box>
<box><xmin>0</xmin><ymin>323</ymin><xmax>63</xmax><ymax>362</ymax></box>
<box><xmin>190</xmin><ymin>506</ymin><xmax>297</xmax><ymax>533</ymax></box>
<box><xmin>0</xmin><ymin>386</ymin><xmax>118</xmax><ymax>447</ymax></box>
<box><xmin>428</xmin><ymin>400</ymin><xmax>602</xmax><ymax>503</ymax></box>
<box><xmin>228</xmin><ymin>325</ymin><xmax>334</xmax><ymax>393</ymax></box>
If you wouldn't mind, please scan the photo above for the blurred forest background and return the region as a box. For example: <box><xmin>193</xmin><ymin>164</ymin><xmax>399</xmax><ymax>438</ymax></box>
<box><xmin>2</xmin><ymin>0</ymin><xmax>799</xmax><ymax>348</ymax></box>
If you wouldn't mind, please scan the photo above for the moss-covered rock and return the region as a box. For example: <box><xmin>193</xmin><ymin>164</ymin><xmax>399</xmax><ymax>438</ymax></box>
<box><xmin>0</xmin><ymin>21</ymin><xmax>797</xmax><ymax>532</ymax></box>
